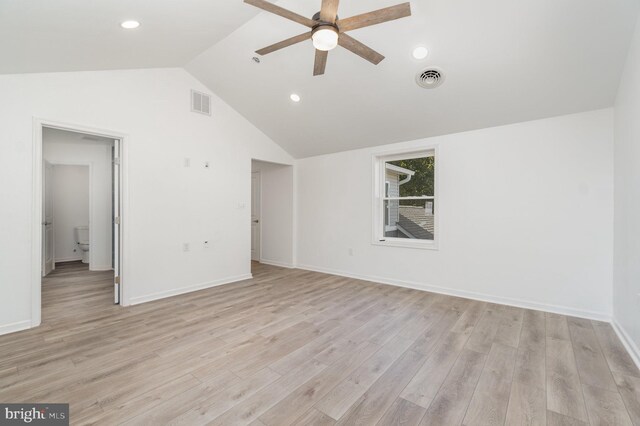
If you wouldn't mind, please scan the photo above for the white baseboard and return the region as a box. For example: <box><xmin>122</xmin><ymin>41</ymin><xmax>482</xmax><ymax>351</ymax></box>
<box><xmin>55</xmin><ymin>257</ymin><xmax>82</xmax><ymax>263</ymax></box>
<box><xmin>259</xmin><ymin>259</ymin><xmax>295</xmax><ymax>269</ymax></box>
<box><xmin>89</xmin><ymin>265</ymin><xmax>113</xmax><ymax>271</ymax></box>
<box><xmin>297</xmin><ymin>264</ymin><xmax>611</xmax><ymax>322</ymax></box>
<box><xmin>129</xmin><ymin>273</ymin><xmax>253</xmax><ymax>305</ymax></box>
<box><xmin>0</xmin><ymin>320</ymin><xmax>32</xmax><ymax>337</ymax></box>
<box><xmin>611</xmin><ymin>319</ymin><xmax>640</xmax><ymax>371</ymax></box>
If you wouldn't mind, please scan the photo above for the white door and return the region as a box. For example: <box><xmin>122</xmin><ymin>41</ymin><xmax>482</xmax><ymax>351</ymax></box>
<box><xmin>42</xmin><ymin>161</ymin><xmax>54</xmax><ymax>276</ymax></box>
<box><xmin>112</xmin><ymin>140</ymin><xmax>121</xmax><ymax>304</ymax></box>
<box><xmin>251</xmin><ymin>172</ymin><xmax>261</xmax><ymax>261</ymax></box>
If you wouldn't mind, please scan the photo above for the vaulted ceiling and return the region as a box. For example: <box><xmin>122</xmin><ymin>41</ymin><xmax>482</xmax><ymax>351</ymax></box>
<box><xmin>2</xmin><ymin>0</ymin><xmax>639</xmax><ymax>157</ymax></box>
<box><xmin>0</xmin><ymin>0</ymin><xmax>259</xmax><ymax>73</ymax></box>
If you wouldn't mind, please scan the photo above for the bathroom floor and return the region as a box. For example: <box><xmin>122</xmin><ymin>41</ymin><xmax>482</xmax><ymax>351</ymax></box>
<box><xmin>42</xmin><ymin>260</ymin><xmax>114</xmax><ymax>323</ymax></box>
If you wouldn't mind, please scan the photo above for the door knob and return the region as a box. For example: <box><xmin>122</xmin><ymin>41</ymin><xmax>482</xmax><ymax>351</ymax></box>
<box><xmin>252</xmin><ymin>220</ymin><xmax>259</xmax><ymax>223</ymax></box>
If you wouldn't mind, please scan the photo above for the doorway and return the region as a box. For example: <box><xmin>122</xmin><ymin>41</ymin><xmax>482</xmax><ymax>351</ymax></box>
<box><xmin>250</xmin><ymin>160</ymin><xmax>295</xmax><ymax>269</ymax></box>
<box><xmin>32</xmin><ymin>120</ymin><xmax>127</xmax><ymax>327</ymax></box>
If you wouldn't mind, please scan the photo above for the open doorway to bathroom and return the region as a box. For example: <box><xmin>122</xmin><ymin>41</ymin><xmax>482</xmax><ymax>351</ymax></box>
<box><xmin>37</xmin><ymin>124</ymin><xmax>124</xmax><ymax>325</ymax></box>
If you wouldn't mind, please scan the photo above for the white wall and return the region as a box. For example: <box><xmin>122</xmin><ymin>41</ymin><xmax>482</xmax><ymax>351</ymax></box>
<box><xmin>45</xmin><ymin>130</ymin><xmax>113</xmax><ymax>269</ymax></box>
<box><xmin>297</xmin><ymin>109</ymin><xmax>614</xmax><ymax>320</ymax></box>
<box><xmin>52</xmin><ymin>165</ymin><xmax>90</xmax><ymax>262</ymax></box>
<box><xmin>251</xmin><ymin>160</ymin><xmax>295</xmax><ymax>268</ymax></box>
<box><xmin>613</xmin><ymin>13</ymin><xmax>640</xmax><ymax>364</ymax></box>
<box><xmin>0</xmin><ymin>68</ymin><xmax>293</xmax><ymax>334</ymax></box>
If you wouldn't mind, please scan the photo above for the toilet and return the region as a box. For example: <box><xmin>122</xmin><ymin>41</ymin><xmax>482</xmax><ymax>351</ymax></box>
<box><xmin>74</xmin><ymin>226</ymin><xmax>90</xmax><ymax>264</ymax></box>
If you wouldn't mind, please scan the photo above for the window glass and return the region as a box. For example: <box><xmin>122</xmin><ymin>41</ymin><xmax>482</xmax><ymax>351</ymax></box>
<box><xmin>378</xmin><ymin>151</ymin><xmax>436</xmax><ymax>246</ymax></box>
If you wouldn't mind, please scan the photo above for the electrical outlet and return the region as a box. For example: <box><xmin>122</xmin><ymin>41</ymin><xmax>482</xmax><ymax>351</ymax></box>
<box><xmin>184</xmin><ymin>157</ymin><xmax>191</xmax><ymax>167</ymax></box>
<box><xmin>348</xmin><ymin>248</ymin><xmax>354</xmax><ymax>256</ymax></box>
<box><xmin>204</xmin><ymin>161</ymin><xmax>210</xmax><ymax>169</ymax></box>
<box><xmin>183</xmin><ymin>243</ymin><xmax>190</xmax><ymax>252</ymax></box>
<box><xmin>203</xmin><ymin>240</ymin><xmax>210</xmax><ymax>249</ymax></box>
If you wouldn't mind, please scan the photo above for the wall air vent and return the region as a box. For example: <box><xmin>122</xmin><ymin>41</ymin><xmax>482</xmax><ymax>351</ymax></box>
<box><xmin>416</xmin><ymin>67</ymin><xmax>445</xmax><ymax>89</ymax></box>
<box><xmin>191</xmin><ymin>90</ymin><xmax>212</xmax><ymax>116</ymax></box>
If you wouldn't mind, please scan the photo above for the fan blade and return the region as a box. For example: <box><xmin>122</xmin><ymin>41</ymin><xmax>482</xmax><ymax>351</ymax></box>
<box><xmin>338</xmin><ymin>33</ymin><xmax>384</xmax><ymax>64</ymax></box>
<box><xmin>313</xmin><ymin>50</ymin><xmax>328</xmax><ymax>76</ymax></box>
<box><xmin>320</xmin><ymin>0</ymin><xmax>340</xmax><ymax>23</ymax></box>
<box><xmin>338</xmin><ymin>2</ymin><xmax>411</xmax><ymax>32</ymax></box>
<box><xmin>244</xmin><ymin>0</ymin><xmax>316</xmax><ymax>27</ymax></box>
<box><xmin>256</xmin><ymin>32</ymin><xmax>311</xmax><ymax>55</ymax></box>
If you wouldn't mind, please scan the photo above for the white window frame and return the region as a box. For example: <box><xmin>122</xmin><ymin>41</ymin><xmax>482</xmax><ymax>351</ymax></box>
<box><xmin>384</xmin><ymin>181</ymin><xmax>391</xmax><ymax>228</ymax></box>
<box><xmin>371</xmin><ymin>146</ymin><xmax>439</xmax><ymax>250</ymax></box>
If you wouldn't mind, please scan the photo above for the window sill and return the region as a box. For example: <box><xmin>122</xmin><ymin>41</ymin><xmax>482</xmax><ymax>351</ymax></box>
<box><xmin>372</xmin><ymin>239</ymin><xmax>439</xmax><ymax>250</ymax></box>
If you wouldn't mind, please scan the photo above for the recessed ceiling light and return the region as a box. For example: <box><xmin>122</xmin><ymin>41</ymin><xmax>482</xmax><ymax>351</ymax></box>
<box><xmin>290</xmin><ymin>93</ymin><xmax>301</xmax><ymax>103</ymax></box>
<box><xmin>120</xmin><ymin>20</ymin><xmax>140</xmax><ymax>29</ymax></box>
<box><xmin>412</xmin><ymin>46</ymin><xmax>429</xmax><ymax>60</ymax></box>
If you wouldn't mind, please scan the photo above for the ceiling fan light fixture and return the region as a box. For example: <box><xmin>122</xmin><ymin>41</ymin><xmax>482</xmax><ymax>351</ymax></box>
<box><xmin>312</xmin><ymin>26</ymin><xmax>339</xmax><ymax>51</ymax></box>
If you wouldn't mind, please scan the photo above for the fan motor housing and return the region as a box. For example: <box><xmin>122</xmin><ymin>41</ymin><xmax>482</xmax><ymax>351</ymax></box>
<box><xmin>312</xmin><ymin>11</ymin><xmax>339</xmax><ymax>23</ymax></box>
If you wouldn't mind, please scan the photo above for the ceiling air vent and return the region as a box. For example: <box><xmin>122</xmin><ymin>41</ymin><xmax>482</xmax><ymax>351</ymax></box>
<box><xmin>191</xmin><ymin>90</ymin><xmax>212</xmax><ymax>116</ymax></box>
<box><xmin>416</xmin><ymin>67</ymin><xmax>445</xmax><ymax>89</ymax></box>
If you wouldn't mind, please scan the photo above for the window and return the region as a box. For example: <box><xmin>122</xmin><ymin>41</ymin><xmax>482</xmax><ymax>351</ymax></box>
<box><xmin>373</xmin><ymin>148</ymin><xmax>437</xmax><ymax>249</ymax></box>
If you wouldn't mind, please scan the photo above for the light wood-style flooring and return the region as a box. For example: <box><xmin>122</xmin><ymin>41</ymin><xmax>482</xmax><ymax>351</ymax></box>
<box><xmin>1</xmin><ymin>261</ymin><xmax>639</xmax><ymax>425</ymax></box>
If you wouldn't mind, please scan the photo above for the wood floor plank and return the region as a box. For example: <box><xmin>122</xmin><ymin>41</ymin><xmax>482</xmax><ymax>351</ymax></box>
<box><xmin>376</xmin><ymin>398</ymin><xmax>426</xmax><ymax>426</ymax></box>
<box><xmin>258</xmin><ymin>341</ymin><xmax>379</xmax><ymax>425</ymax></box>
<box><xmin>493</xmin><ymin>305</ymin><xmax>524</xmax><ymax>348</ymax></box>
<box><xmin>567</xmin><ymin>317</ymin><xmax>618</xmax><ymax>393</ymax></box>
<box><xmin>591</xmin><ymin>321</ymin><xmax>640</xmax><ymax>378</ymax></box>
<box><xmin>314</xmin><ymin>335</ymin><xmax>413</xmax><ymax>420</ymax></box>
<box><xmin>582</xmin><ymin>383</ymin><xmax>633</xmax><ymax>425</ymax></box>
<box><xmin>0</xmin><ymin>261</ymin><xmax>638</xmax><ymax>425</ymax></box>
<box><xmin>122</xmin><ymin>367</ymin><xmax>279</xmax><ymax>425</ymax></box>
<box><xmin>546</xmin><ymin>313</ymin><xmax>571</xmax><ymax>341</ymax></box>
<box><xmin>613</xmin><ymin>371</ymin><xmax>640</xmax><ymax>425</ymax></box>
<box><xmin>419</xmin><ymin>349</ymin><xmax>487</xmax><ymax>426</ymax></box>
<box><xmin>546</xmin><ymin>410</ymin><xmax>588</xmax><ymax>426</ymax></box>
<box><xmin>464</xmin><ymin>306</ymin><xmax>501</xmax><ymax>354</ymax></box>
<box><xmin>400</xmin><ymin>330</ymin><xmax>471</xmax><ymax>408</ymax></box>
<box><xmin>504</xmin><ymin>380</ymin><xmax>546</xmax><ymax>426</ymax></box>
<box><xmin>207</xmin><ymin>359</ymin><xmax>328</xmax><ymax>425</ymax></box>
<box><xmin>462</xmin><ymin>343</ymin><xmax>517</xmax><ymax>426</ymax></box>
<box><xmin>546</xmin><ymin>337</ymin><xmax>589</xmax><ymax>422</ymax></box>
<box><xmin>291</xmin><ymin>408</ymin><xmax>336</xmax><ymax>426</ymax></box>
<box><xmin>336</xmin><ymin>350</ymin><xmax>427</xmax><ymax>425</ymax></box>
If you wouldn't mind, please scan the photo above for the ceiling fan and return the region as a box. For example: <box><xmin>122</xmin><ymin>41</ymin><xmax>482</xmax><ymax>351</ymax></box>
<box><xmin>244</xmin><ymin>0</ymin><xmax>412</xmax><ymax>76</ymax></box>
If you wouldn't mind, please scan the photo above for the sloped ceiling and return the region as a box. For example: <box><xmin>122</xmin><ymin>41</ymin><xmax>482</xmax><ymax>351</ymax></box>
<box><xmin>186</xmin><ymin>0</ymin><xmax>639</xmax><ymax>157</ymax></box>
<box><xmin>0</xmin><ymin>0</ymin><xmax>259</xmax><ymax>73</ymax></box>
<box><xmin>1</xmin><ymin>0</ymin><xmax>638</xmax><ymax>157</ymax></box>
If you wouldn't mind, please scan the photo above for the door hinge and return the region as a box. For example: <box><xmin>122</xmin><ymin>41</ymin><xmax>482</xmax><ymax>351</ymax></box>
<box><xmin>114</xmin><ymin>217</ymin><xmax>120</xmax><ymax>225</ymax></box>
<box><xmin>113</xmin><ymin>157</ymin><xmax>120</xmax><ymax>166</ymax></box>
<box><xmin>115</xmin><ymin>276</ymin><xmax>120</xmax><ymax>284</ymax></box>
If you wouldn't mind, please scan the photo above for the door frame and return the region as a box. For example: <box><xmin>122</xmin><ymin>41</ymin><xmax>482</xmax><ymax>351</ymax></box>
<box><xmin>250</xmin><ymin>171</ymin><xmax>262</xmax><ymax>262</ymax></box>
<box><xmin>31</xmin><ymin>118</ymin><xmax>130</xmax><ymax>328</ymax></box>
<box><xmin>42</xmin><ymin>161</ymin><xmax>55</xmax><ymax>276</ymax></box>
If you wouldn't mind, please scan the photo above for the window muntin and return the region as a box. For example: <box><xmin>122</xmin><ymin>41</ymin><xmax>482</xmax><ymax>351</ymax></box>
<box><xmin>375</xmin><ymin>150</ymin><xmax>436</xmax><ymax>247</ymax></box>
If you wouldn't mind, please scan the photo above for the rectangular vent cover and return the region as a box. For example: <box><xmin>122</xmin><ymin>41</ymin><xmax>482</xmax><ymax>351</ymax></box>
<box><xmin>191</xmin><ymin>90</ymin><xmax>211</xmax><ymax>116</ymax></box>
